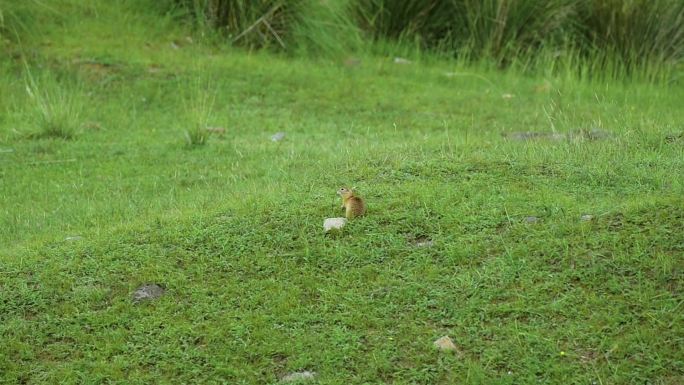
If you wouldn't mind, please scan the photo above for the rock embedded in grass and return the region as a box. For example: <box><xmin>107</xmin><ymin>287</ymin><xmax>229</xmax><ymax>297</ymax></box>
<box><xmin>576</xmin><ymin>128</ymin><xmax>611</xmax><ymax>141</ymax></box>
<box><xmin>413</xmin><ymin>236</ymin><xmax>434</xmax><ymax>248</ymax></box>
<box><xmin>280</xmin><ymin>371</ymin><xmax>316</xmax><ymax>383</ymax></box>
<box><xmin>271</xmin><ymin>132</ymin><xmax>286</xmax><ymax>142</ymax></box>
<box><xmin>524</xmin><ymin>216</ymin><xmax>540</xmax><ymax>223</ymax></box>
<box><xmin>416</xmin><ymin>240</ymin><xmax>434</xmax><ymax>247</ymax></box>
<box><xmin>580</xmin><ymin>214</ymin><xmax>594</xmax><ymax>221</ymax></box>
<box><xmin>324</xmin><ymin>217</ymin><xmax>347</xmax><ymax>232</ymax></box>
<box><xmin>505</xmin><ymin>131</ymin><xmax>566</xmax><ymax>141</ymax></box>
<box><xmin>393</xmin><ymin>57</ymin><xmax>412</xmax><ymax>64</ymax></box>
<box><xmin>65</xmin><ymin>235</ymin><xmax>83</xmax><ymax>241</ymax></box>
<box><xmin>505</xmin><ymin>128</ymin><xmax>613</xmax><ymax>142</ymax></box>
<box><xmin>433</xmin><ymin>335</ymin><xmax>459</xmax><ymax>353</ymax></box>
<box><xmin>132</xmin><ymin>284</ymin><xmax>165</xmax><ymax>303</ymax></box>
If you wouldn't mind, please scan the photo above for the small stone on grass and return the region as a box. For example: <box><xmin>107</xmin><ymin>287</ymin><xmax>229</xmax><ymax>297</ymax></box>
<box><xmin>524</xmin><ymin>216</ymin><xmax>540</xmax><ymax>223</ymax></box>
<box><xmin>416</xmin><ymin>240</ymin><xmax>434</xmax><ymax>248</ymax></box>
<box><xmin>413</xmin><ymin>236</ymin><xmax>434</xmax><ymax>248</ymax></box>
<box><xmin>580</xmin><ymin>214</ymin><xmax>594</xmax><ymax>221</ymax></box>
<box><xmin>271</xmin><ymin>132</ymin><xmax>286</xmax><ymax>142</ymax></box>
<box><xmin>393</xmin><ymin>57</ymin><xmax>412</xmax><ymax>64</ymax></box>
<box><xmin>324</xmin><ymin>217</ymin><xmax>347</xmax><ymax>232</ymax></box>
<box><xmin>505</xmin><ymin>131</ymin><xmax>566</xmax><ymax>141</ymax></box>
<box><xmin>280</xmin><ymin>371</ymin><xmax>316</xmax><ymax>383</ymax></box>
<box><xmin>434</xmin><ymin>335</ymin><xmax>459</xmax><ymax>352</ymax></box>
<box><xmin>65</xmin><ymin>235</ymin><xmax>83</xmax><ymax>241</ymax></box>
<box><xmin>132</xmin><ymin>284</ymin><xmax>165</xmax><ymax>303</ymax></box>
<box><xmin>578</xmin><ymin>128</ymin><xmax>611</xmax><ymax>140</ymax></box>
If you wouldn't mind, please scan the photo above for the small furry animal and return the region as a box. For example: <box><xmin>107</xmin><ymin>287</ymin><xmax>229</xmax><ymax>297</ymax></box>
<box><xmin>337</xmin><ymin>187</ymin><xmax>366</xmax><ymax>219</ymax></box>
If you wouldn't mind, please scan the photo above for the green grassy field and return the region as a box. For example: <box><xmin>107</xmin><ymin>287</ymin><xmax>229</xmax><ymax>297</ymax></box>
<box><xmin>1</xmin><ymin>2</ymin><xmax>683</xmax><ymax>384</ymax></box>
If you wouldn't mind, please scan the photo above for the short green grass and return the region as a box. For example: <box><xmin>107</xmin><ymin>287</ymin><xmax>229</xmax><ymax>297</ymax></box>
<box><xmin>1</xmin><ymin>2</ymin><xmax>683</xmax><ymax>384</ymax></box>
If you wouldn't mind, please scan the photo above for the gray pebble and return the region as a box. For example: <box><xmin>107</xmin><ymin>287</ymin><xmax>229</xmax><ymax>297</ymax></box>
<box><xmin>524</xmin><ymin>216</ymin><xmax>540</xmax><ymax>223</ymax></box>
<box><xmin>271</xmin><ymin>132</ymin><xmax>286</xmax><ymax>142</ymax></box>
<box><xmin>132</xmin><ymin>284</ymin><xmax>165</xmax><ymax>303</ymax></box>
<box><xmin>280</xmin><ymin>371</ymin><xmax>316</xmax><ymax>383</ymax></box>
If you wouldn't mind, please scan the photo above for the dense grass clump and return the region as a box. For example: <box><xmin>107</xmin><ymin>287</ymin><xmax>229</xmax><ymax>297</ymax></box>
<box><xmin>356</xmin><ymin>0</ymin><xmax>575</xmax><ymax>64</ymax></box>
<box><xmin>0</xmin><ymin>0</ymin><xmax>61</xmax><ymax>43</ymax></box>
<box><xmin>174</xmin><ymin>0</ymin><xmax>684</xmax><ymax>78</ymax></box>
<box><xmin>176</xmin><ymin>0</ymin><xmax>299</xmax><ymax>48</ymax></box>
<box><xmin>23</xmin><ymin>70</ymin><xmax>84</xmax><ymax>139</ymax></box>
<box><xmin>180</xmin><ymin>76</ymin><xmax>216</xmax><ymax>146</ymax></box>
<box><xmin>578</xmin><ymin>0</ymin><xmax>684</xmax><ymax>74</ymax></box>
<box><xmin>172</xmin><ymin>0</ymin><xmax>363</xmax><ymax>55</ymax></box>
<box><xmin>357</xmin><ymin>0</ymin><xmax>684</xmax><ymax>76</ymax></box>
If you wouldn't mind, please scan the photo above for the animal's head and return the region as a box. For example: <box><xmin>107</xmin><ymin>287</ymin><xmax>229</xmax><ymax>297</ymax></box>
<box><xmin>337</xmin><ymin>187</ymin><xmax>354</xmax><ymax>198</ymax></box>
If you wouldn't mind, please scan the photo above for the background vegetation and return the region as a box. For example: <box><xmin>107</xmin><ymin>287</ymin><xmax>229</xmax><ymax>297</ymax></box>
<box><xmin>170</xmin><ymin>0</ymin><xmax>684</xmax><ymax>79</ymax></box>
<box><xmin>1</xmin><ymin>0</ymin><xmax>682</xmax><ymax>384</ymax></box>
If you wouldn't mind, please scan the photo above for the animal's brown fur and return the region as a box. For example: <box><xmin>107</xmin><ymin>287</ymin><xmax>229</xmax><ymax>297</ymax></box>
<box><xmin>337</xmin><ymin>187</ymin><xmax>366</xmax><ymax>219</ymax></box>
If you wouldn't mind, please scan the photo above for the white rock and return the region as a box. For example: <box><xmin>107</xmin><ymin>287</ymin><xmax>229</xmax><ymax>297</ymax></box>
<box><xmin>280</xmin><ymin>371</ymin><xmax>316</xmax><ymax>383</ymax></box>
<box><xmin>323</xmin><ymin>217</ymin><xmax>347</xmax><ymax>232</ymax></box>
<box><xmin>271</xmin><ymin>132</ymin><xmax>286</xmax><ymax>142</ymax></box>
<box><xmin>580</xmin><ymin>214</ymin><xmax>594</xmax><ymax>221</ymax></box>
<box><xmin>132</xmin><ymin>284</ymin><xmax>165</xmax><ymax>303</ymax></box>
<box><xmin>65</xmin><ymin>235</ymin><xmax>83</xmax><ymax>241</ymax></box>
<box><xmin>393</xmin><ymin>57</ymin><xmax>412</xmax><ymax>64</ymax></box>
<box><xmin>416</xmin><ymin>240</ymin><xmax>434</xmax><ymax>248</ymax></box>
<box><xmin>433</xmin><ymin>335</ymin><xmax>458</xmax><ymax>352</ymax></box>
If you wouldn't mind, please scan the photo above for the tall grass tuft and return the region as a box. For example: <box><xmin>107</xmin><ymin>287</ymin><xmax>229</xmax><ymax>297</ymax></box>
<box><xmin>24</xmin><ymin>69</ymin><xmax>83</xmax><ymax>140</ymax></box>
<box><xmin>180</xmin><ymin>74</ymin><xmax>216</xmax><ymax>147</ymax></box>
<box><xmin>289</xmin><ymin>1</ymin><xmax>364</xmax><ymax>56</ymax></box>
<box><xmin>170</xmin><ymin>0</ymin><xmax>364</xmax><ymax>55</ymax></box>
<box><xmin>356</xmin><ymin>0</ymin><xmax>578</xmax><ymax>66</ymax></box>
<box><xmin>578</xmin><ymin>0</ymin><xmax>684</xmax><ymax>77</ymax></box>
<box><xmin>175</xmin><ymin>0</ymin><xmax>298</xmax><ymax>49</ymax></box>
<box><xmin>0</xmin><ymin>0</ymin><xmax>62</xmax><ymax>43</ymax></box>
